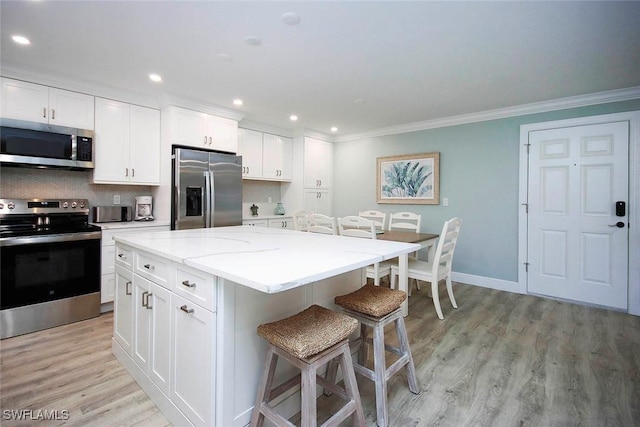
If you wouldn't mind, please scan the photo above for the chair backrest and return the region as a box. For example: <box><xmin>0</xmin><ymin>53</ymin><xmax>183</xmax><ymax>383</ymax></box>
<box><xmin>432</xmin><ymin>217</ymin><xmax>462</xmax><ymax>276</ymax></box>
<box><xmin>338</xmin><ymin>216</ymin><xmax>376</xmax><ymax>239</ymax></box>
<box><xmin>388</xmin><ymin>211</ymin><xmax>421</xmax><ymax>232</ymax></box>
<box><xmin>292</xmin><ymin>210</ymin><xmax>310</xmax><ymax>231</ymax></box>
<box><xmin>358</xmin><ymin>210</ymin><xmax>386</xmax><ymax>231</ymax></box>
<box><xmin>308</xmin><ymin>213</ymin><xmax>338</xmax><ymax>235</ymax></box>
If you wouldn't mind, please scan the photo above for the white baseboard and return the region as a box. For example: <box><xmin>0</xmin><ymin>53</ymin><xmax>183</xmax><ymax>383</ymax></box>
<box><xmin>451</xmin><ymin>272</ymin><xmax>525</xmax><ymax>294</ymax></box>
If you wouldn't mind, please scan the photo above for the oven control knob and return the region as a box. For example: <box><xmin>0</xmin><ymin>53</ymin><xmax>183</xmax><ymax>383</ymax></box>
<box><xmin>62</xmin><ymin>202</ymin><xmax>69</xmax><ymax>208</ymax></box>
<box><xmin>79</xmin><ymin>202</ymin><xmax>85</xmax><ymax>208</ymax></box>
<box><xmin>0</xmin><ymin>203</ymin><xmax>4</xmax><ymax>209</ymax></box>
<box><xmin>7</xmin><ymin>202</ymin><xmax>15</xmax><ymax>210</ymax></box>
<box><xmin>71</xmin><ymin>201</ymin><xmax>77</xmax><ymax>208</ymax></box>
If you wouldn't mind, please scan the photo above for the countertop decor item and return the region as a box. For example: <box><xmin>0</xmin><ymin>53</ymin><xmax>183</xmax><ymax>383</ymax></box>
<box><xmin>274</xmin><ymin>202</ymin><xmax>285</xmax><ymax>215</ymax></box>
<box><xmin>250</xmin><ymin>204</ymin><xmax>259</xmax><ymax>216</ymax></box>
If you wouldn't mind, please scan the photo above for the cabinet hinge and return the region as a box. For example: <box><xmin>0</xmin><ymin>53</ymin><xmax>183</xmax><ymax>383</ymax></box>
<box><xmin>525</xmin><ymin>143</ymin><xmax>531</xmax><ymax>154</ymax></box>
<box><xmin>524</xmin><ymin>262</ymin><xmax>530</xmax><ymax>272</ymax></box>
<box><xmin>521</xmin><ymin>203</ymin><xmax>528</xmax><ymax>213</ymax></box>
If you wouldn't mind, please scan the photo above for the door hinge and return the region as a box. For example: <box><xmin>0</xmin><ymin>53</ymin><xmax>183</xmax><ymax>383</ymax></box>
<box><xmin>524</xmin><ymin>262</ymin><xmax>530</xmax><ymax>272</ymax></box>
<box><xmin>525</xmin><ymin>143</ymin><xmax>531</xmax><ymax>154</ymax></box>
<box><xmin>521</xmin><ymin>203</ymin><xmax>528</xmax><ymax>213</ymax></box>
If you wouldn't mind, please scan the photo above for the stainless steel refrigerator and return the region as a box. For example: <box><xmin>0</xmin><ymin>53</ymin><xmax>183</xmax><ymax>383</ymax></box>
<box><xmin>171</xmin><ymin>146</ymin><xmax>242</xmax><ymax>230</ymax></box>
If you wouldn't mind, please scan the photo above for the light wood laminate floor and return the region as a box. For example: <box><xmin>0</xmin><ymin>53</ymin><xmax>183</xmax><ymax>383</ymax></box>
<box><xmin>1</xmin><ymin>283</ymin><xmax>639</xmax><ymax>426</ymax></box>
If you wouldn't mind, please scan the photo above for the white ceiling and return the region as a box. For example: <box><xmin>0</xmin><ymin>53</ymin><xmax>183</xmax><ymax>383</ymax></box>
<box><xmin>2</xmin><ymin>1</ymin><xmax>639</xmax><ymax>138</ymax></box>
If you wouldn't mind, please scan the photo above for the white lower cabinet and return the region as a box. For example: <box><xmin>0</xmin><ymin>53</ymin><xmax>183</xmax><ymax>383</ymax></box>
<box><xmin>268</xmin><ymin>217</ymin><xmax>293</xmax><ymax>230</ymax></box>
<box><xmin>132</xmin><ymin>275</ymin><xmax>172</xmax><ymax>395</ymax></box>
<box><xmin>171</xmin><ymin>293</ymin><xmax>216</xmax><ymax>427</ymax></box>
<box><xmin>113</xmin><ymin>246</ymin><xmax>215</xmax><ymax>427</ymax></box>
<box><xmin>304</xmin><ymin>189</ymin><xmax>332</xmax><ymax>216</ymax></box>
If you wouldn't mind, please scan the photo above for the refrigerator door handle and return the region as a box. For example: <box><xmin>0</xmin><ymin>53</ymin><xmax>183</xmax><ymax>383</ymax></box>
<box><xmin>204</xmin><ymin>171</ymin><xmax>212</xmax><ymax>228</ymax></box>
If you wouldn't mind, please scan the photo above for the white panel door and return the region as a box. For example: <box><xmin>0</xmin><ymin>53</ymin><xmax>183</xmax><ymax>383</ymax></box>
<box><xmin>527</xmin><ymin>121</ymin><xmax>629</xmax><ymax>308</ymax></box>
<box><xmin>94</xmin><ymin>98</ymin><xmax>129</xmax><ymax>182</ymax></box>
<box><xmin>0</xmin><ymin>78</ymin><xmax>49</xmax><ymax>123</ymax></box>
<box><xmin>48</xmin><ymin>88</ymin><xmax>95</xmax><ymax>129</ymax></box>
<box><xmin>129</xmin><ymin>105</ymin><xmax>161</xmax><ymax>184</ymax></box>
<box><xmin>238</xmin><ymin>128</ymin><xmax>263</xmax><ymax>179</ymax></box>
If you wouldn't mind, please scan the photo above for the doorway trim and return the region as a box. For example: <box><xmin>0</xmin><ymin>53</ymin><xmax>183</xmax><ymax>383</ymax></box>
<box><xmin>519</xmin><ymin>111</ymin><xmax>640</xmax><ymax>315</ymax></box>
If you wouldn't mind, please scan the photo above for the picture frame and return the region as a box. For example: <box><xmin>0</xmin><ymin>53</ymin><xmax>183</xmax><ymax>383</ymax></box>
<box><xmin>376</xmin><ymin>152</ymin><xmax>440</xmax><ymax>204</ymax></box>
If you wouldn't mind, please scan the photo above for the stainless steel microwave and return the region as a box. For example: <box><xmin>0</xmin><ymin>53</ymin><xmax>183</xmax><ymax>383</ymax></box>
<box><xmin>0</xmin><ymin>119</ymin><xmax>94</xmax><ymax>169</ymax></box>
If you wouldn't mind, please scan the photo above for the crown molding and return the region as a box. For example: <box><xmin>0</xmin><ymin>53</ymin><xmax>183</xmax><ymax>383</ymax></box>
<box><xmin>238</xmin><ymin>120</ymin><xmax>293</xmax><ymax>138</ymax></box>
<box><xmin>335</xmin><ymin>86</ymin><xmax>640</xmax><ymax>142</ymax></box>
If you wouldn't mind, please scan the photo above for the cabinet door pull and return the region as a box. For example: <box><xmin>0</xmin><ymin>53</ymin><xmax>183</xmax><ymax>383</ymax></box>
<box><xmin>118</xmin><ymin>253</ymin><xmax>127</xmax><ymax>259</ymax></box>
<box><xmin>43</xmin><ymin>108</ymin><xmax>47</xmax><ymax>118</ymax></box>
<box><xmin>182</xmin><ymin>280</ymin><xmax>196</xmax><ymax>288</ymax></box>
<box><xmin>204</xmin><ymin>136</ymin><xmax>208</xmax><ymax>145</ymax></box>
<box><xmin>51</xmin><ymin>109</ymin><xmax>55</xmax><ymax>120</ymax></box>
<box><xmin>180</xmin><ymin>304</ymin><xmax>194</xmax><ymax>314</ymax></box>
<box><xmin>132</xmin><ymin>168</ymin><xmax>135</xmax><ymax>177</ymax></box>
<box><xmin>125</xmin><ymin>168</ymin><xmax>129</xmax><ymax>177</ymax></box>
<box><xmin>146</xmin><ymin>293</ymin><xmax>153</xmax><ymax>310</ymax></box>
<box><xmin>125</xmin><ymin>281</ymin><xmax>132</xmax><ymax>295</ymax></box>
<box><xmin>142</xmin><ymin>291</ymin><xmax>149</xmax><ymax>307</ymax></box>
<box><xmin>209</xmin><ymin>136</ymin><xmax>213</xmax><ymax>145</ymax></box>
<box><xmin>144</xmin><ymin>263</ymin><xmax>155</xmax><ymax>270</ymax></box>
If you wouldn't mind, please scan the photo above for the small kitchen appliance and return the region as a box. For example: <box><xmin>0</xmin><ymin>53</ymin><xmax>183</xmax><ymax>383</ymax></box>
<box><xmin>93</xmin><ymin>206</ymin><xmax>132</xmax><ymax>223</ymax></box>
<box><xmin>134</xmin><ymin>196</ymin><xmax>154</xmax><ymax>221</ymax></box>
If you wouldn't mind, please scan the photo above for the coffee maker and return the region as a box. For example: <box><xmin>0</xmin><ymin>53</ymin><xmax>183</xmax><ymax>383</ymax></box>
<box><xmin>134</xmin><ymin>196</ymin><xmax>154</xmax><ymax>221</ymax></box>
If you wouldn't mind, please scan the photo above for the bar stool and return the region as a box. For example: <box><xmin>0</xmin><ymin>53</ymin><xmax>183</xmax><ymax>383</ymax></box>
<box><xmin>330</xmin><ymin>285</ymin><xmax>420</xmax><ymax>427</ymax></box>
<box><xmin>250</xmin><ymin>304</ymin><xmax>366</xmax><ymax>427</ymax></box>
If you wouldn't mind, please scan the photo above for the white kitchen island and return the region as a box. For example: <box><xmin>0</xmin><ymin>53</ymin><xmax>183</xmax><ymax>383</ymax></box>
<box><xmin>111</xmin><ymin>226</ymin><xmax>419</xmax><ymax>427</ymax></box>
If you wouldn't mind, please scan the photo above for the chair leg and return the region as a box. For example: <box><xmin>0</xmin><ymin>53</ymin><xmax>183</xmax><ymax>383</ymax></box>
<box><xmin>372</xmin><ymin>322</ymin><xmax>388</xmax><ymax>427</ymax></box>
<box><xmin>339</xmin><ymin>346</ymin><xmax>366</xmax><ymax>427</ymax></box>
<box><xmin>250</xmin><ymin>346</ymin><xmax>279</xmax><ymax>427</ymax></box>
<box><xmin>446</xmin><ymin>275</ymin><xmax>458</xmax><ymax>308</ymax></box>
<box><xmin>300</xmin><ymin>363</ymin><xmax>317</xmax><ymax>427</ymax></box>
<box><xmin>394</xmin><ymin>317</ymin><xmax>420</xmax><ymax>394</ymax></box>
<box><xmin>431</xmin><ymin>280</ymin><xmax>444</xmax><ymax>320</ymax></box>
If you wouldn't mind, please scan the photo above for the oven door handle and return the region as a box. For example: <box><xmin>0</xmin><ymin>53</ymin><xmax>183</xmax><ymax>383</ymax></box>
<box><xmin>0</xmin><ymin>231</ymin><xmax>101</xmax><ymax>247</ymax></box>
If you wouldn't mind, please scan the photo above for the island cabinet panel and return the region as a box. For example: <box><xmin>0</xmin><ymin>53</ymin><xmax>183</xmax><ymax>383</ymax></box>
<box><xmin>172</xmin><ymin>293</ymin><xmax>216</xmax><ymax>427</ymax></box>
<box><xmin>114</xmin><ymin>266</ymin><xmax>134</xmax><ymax>354</ymax></box>
<box><xmin>216</xmin><ymin>269</ymin><xmax>364</xmax><ymax>427</ymax></box>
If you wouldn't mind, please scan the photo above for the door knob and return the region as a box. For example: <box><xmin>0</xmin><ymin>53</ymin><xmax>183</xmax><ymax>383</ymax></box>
<box><xmin>608</xmin><ymin>222</ymin><xmax>625</xmax><ymax>228</ymax></box>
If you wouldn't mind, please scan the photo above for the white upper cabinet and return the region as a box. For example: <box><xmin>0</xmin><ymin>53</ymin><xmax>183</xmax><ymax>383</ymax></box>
<box><xmin>93</xmin><ymin>98</ymin><xmax>160</xmax><ymax>185</ymax></box>
<box><xmin>238</xmin><ymin>128</ymin><xmax>263</xmax><ymax>179</ymax></box>
<box><xmin>237</xmin><ymin>128</ymin><xmax>292</xmax><ymax>182</ymax></box>
<box><xmin>262</xmin><ymin>133</ymin><xmax>292</xmax><ymax>181</ymax></box>
<box><xmin>304</xmin><ymin>137</ymin><xmax>332</xmax><ymax>189</ymax></box>
<box><xmin>0</xmin><ymin>78</ymin><xmax>94</xmax><ymax>130</ymax></box>
<box><xmin>168</xmin><ymin>106</ymin><xmax>238</xmax><ymax>153</ymax></box>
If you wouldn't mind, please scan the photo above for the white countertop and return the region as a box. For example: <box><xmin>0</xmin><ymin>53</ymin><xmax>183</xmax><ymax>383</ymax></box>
<box><xmin>113</xmin><ymin>226</ymin><xmax>419</xmax><ymax>294</ymax></box>
<box><xmin>93</xmin><ymin>221</ymin><xmax>170</xmax><ymax>230</ymax></box>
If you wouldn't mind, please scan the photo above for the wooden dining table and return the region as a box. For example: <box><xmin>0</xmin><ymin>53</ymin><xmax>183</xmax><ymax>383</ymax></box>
<box><xmin>375</xmin><ymin>230</ymin><xmax>439</xmax><ymax>315</ymax></box>
<box><xmin>376</xmin><ymin>230</ymin><xmax>439</xmax><ymax>259</ymax></box>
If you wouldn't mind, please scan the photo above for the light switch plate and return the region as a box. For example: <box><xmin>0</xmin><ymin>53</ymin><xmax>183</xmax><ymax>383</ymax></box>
<box><xmin>443</xmin><ymin>198</ymin><xmax>449</xmax><ymax>206</ymax></box>
<box><xmin>113</xmin><ymin>194</ymin><xmax>121</xmax><ymax>205</ymax></box>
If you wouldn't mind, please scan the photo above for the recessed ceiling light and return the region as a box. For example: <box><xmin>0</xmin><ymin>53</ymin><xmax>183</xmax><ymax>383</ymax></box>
<box><xmin>148</xmin><ymin>73</ymin><xmax>162</xmax><ymax>82</ymax></box>
<box><xmin>217</xmin><ymin>53</ymin><xmax>232</xmax><ymax>62</ymax></box>
<box><xmin>12</xmin><ymin>35</ymin><xmax>31</xmax><ymax>45</ymax></box>
<box><xmin>330</xmin><ymin>127</ymin><xmax>338</xmax><ymax>132</ymax></box>
<box><xmin>289</xmin><ymin>115</ymin><xmax>298</xmax><ymax>122</ymax></box>
<box><xmin>282</xmin><ymin>12</ymin><xmax>301</xmax><ymax>25</ymax></box>
<box><xmin>354</xmin><ymin>99</ymin><xmax>366</xmax><ymax>104</ymax></box>
<box><xmin>245</xmin><ymin>36</ymin><xmax>262</xmax><ymax>47</ymax></box>
<box><xmin>233</xmin><ymin>99</ymin><xmax>243</xmax><ymax>106</ymax></box>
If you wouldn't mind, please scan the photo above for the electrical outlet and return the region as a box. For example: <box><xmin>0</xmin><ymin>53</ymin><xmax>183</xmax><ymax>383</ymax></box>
<box><xmin>443</xmin><ymin>198</ymin><xmax>449</xmax><ymax>207</ymax></box>
<box><xmin>113</xmin><ymin>194</ymin><xmax>121</xmax><ymax>205</ymax></box>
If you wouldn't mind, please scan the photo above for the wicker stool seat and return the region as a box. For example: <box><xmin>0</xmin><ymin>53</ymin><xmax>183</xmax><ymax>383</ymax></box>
<box><xmin>251</xmin><ymin>304</ymin><xmax>366</xmax><ymax>427</ymax></box>
<box><xmin>330</xmin><ymin>285</ymin><xmax>420</xmax><ymax>427</ymax></box>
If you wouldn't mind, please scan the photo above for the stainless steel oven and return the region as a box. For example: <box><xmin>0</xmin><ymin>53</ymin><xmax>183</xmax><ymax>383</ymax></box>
<box><xmin>0</xmin><ymin>199</ymin><xmax>101</xmax><ymax>339</ymax></box>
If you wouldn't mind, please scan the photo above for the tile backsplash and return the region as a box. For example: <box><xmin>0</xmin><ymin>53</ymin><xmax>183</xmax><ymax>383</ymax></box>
<box><xmin>0</xmin><ymin>167</ymin><xmax>152</xmax><ymax>208</ymax></box>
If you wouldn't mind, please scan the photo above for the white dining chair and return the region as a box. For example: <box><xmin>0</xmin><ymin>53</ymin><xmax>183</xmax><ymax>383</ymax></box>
<box><xmin>390</xmin><ymin>217</ymin><xmax>462</xmax><ymax>320</ymax></box>
<box><xmin>358</xmin><ymin>210</ymin><xmax>387</xmax><ymax>231</ymax></box>
<box><xmin>308</xmin><ymin>213</ymin><xmax>338</xmax><ymax>235</ymax></box>
<box><xmin>338</xmin><ymin>216</ymin><xmax>393</xmax><ymax>286</ymax></box>
<box><xmin>388</xmin><ymin>211</ymin><xmax>422</xmax><ymax>290</ymax></box>
<box><xmin>388</xmin><ymin>212</ymin><xmax>421</xmax><ymax>232</ymax></box>
<box><xmin>292</xmin><ymin>210</ymin><xmax>310</xmax><ymax>231</ymax></box>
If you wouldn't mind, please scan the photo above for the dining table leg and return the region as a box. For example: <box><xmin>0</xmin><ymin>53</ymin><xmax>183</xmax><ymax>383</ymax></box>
<box><xmin>398</xmin><ymin>252</ymin><xmax>409</xmax><ymax>316</ymax></box>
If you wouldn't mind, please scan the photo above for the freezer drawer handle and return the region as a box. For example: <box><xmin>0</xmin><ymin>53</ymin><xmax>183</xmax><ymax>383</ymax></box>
<box><xmin>180</xmin><ymin>305</ymin><xmax>194</xmax><ymax>314</ymax></box>
<box><xmin>143</xmin><ymin>263</ymin><xmax>155</xmax><ymax>270</ymax></box>
<box><xmin>182</xmin><ymin>280</ymin><xmax>196</xmax><ymax>288</ymax></box>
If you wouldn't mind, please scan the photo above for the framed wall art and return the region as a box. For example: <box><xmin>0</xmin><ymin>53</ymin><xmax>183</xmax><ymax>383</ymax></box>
<box><xmin>376</xmin><ymin>152</ymin><xmax>439</xmax><ymax>204</ymax></box>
